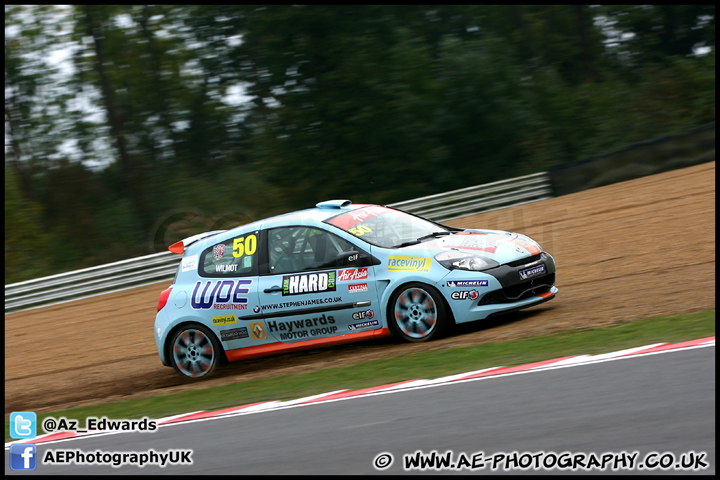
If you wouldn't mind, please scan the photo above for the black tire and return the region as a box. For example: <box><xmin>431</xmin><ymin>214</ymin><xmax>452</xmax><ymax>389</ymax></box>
<box><xmin>169</xmin><ymin>324</ymin><xmax>223</xmax><ymax>378</ymax></box>
<box><xmin>387</xmin><ymin>283</ymin><xmax>448</xmax><ymax>342</ymax></box>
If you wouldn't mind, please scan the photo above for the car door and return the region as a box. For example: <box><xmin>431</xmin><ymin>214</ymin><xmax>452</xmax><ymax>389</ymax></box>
<box><xmin>257</xmin><ymin>225</ymin><xmax>382</xmax><ymax>342</ymax></box>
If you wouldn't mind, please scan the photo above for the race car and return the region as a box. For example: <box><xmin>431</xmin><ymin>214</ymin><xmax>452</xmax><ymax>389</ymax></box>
<box><xmin>154</xmin><ymin>200</ymin><xmax>557</xmax><ymax>377</ymax></box>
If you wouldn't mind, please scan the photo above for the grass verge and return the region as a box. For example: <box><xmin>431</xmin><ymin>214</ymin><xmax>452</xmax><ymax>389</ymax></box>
<box><xmin>5</xmin><ymin>309</ymin><xmax>714</xmax><ymax>443</ymax></box>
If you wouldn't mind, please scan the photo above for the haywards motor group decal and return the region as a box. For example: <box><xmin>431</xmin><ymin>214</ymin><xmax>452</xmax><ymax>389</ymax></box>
<box><xmin>387</xmin><ymin>255</ymin><xmax>431</xmax><ymax>273</ymax></box>
<box><xmin>519</xmin><ymin>264</ymin><xmax>546</xmax><ymax>280</ymax></box>
<box><xmin>447</xmin><ymin>280</ymin><xmax>489</xmax><ymax>287</ymax></box>
<box><xmin>266</xmin><ymin>314</ymin><xmax>338</xmax><ymax>340</ymax></box>
<box><xmin>338</xmin><ymin>268</ymin><xmax>369</xmax><ymax>282</ymax></box>
<box><xmin>282</xmin><ymin>271</ymin><xmax>336</xmax><ymax>296</ymax></box>
<box><xmin>191</xmin><ymin>279</ymin><xmax>252</xmax><ymax>310</ymax></box>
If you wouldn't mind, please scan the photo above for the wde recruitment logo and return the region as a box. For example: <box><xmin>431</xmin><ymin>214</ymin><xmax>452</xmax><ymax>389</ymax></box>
<box><xmin>10</xmin><ymin>444</ymin><xmax>37</xmax><ymax>471</ymax></box>
<box><xmin>10</xmin><ymin>411</ymin><xmax>37</xmax><ymax>439</ymax></box>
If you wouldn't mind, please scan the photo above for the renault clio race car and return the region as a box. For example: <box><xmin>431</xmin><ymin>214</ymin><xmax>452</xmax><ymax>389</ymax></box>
<box><xmin>155</xmin><ymin>200</ymin><xmax>557</xmax><ymax>377</ymax></box>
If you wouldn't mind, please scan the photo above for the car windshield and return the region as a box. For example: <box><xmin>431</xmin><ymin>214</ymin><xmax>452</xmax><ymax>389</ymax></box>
<box><xmin>325</xmin><ymin>205</ymin><xmax>449</xmax><ymax>248</ymax></box>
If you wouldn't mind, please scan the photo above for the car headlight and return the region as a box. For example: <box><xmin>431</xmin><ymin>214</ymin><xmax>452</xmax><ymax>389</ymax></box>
<box><xmin>435</xmin><ymin>250</ymin><xmax>498</xmax><ymax>271</ymax></box>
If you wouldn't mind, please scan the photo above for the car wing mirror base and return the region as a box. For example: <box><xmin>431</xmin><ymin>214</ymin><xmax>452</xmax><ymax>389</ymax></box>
<box><xmin>336</xmin><ymin>250</ymin><xmax>380</xmax><ymax>267</ymax></box>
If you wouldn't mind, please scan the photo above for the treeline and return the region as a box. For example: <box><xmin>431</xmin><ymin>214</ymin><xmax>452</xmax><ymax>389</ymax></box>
<box><xmin>5</xmin><ymin>5</ymin><xmax>715</xmax><ymax>283</ymax></box>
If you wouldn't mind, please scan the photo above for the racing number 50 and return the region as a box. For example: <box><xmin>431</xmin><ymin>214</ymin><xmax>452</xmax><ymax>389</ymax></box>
<box><xmin>233</xmin><ymin>234</ymin><xmax>257</xmax><ymax>258</ymax></box>
<box><xmin>349</xmin><ymin>225</ymin><xmax>372</xmax><ymax>237</ymax></box>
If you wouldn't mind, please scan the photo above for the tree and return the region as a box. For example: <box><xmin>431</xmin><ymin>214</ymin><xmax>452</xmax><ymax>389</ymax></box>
<box><xmin>4</xmin><ymin>5</ymin><xmax>715</xmax><ymax>283</ymax></box>
<box><xmin>5</xmin><ymin>167</ymin><xmax>52</xmax><ymax>282</ymax></box>
<box><xmin>597</xmin><ymin>5</ymin><xmax>715</xmax><ymax>67</ymax></box>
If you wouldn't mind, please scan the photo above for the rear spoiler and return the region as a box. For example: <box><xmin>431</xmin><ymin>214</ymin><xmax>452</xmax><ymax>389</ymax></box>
<box><xmin>168</xmin><ymin>230</ymin><xmax>227</xmax><ymax>254</ymax></box>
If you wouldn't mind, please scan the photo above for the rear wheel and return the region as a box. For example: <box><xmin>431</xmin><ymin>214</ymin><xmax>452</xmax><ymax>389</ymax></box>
<box><xmin>169</xmin><ymin>324</ymin><xmax>222</xmax><ymax>378</ymax></box>
<box><xmin>388</xmin><ymin>283</ymin><xmax>448</xmax><ymax>342</ymax></box>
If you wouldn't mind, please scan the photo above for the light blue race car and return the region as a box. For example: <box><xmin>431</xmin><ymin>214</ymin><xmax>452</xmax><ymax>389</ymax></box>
<box><xmin>154</xmin><ymin>200</ymin><xmax>558</xmax><ymax>377</ymax></box>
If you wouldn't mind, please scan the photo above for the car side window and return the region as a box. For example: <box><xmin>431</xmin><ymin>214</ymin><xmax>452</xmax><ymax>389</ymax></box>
<box><xmin>199</xmin><ymin>232</ymin><xmax>258</xmax><ymax>277</ymax></box>
<box><xmin>268</xmin><ymin>227</ymin><xmax>355</xmax><ymax>275</ymax></box>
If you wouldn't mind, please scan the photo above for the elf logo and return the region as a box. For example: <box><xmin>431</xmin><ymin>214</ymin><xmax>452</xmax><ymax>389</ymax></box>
<box><xmin>352</xmin><ymin>310</ymin><xmax>374</xmax><ymax>320</ymax></box>
<box><xmin>450</xmin><ymin>290</ymin><xmax>479</xmax><ymax>301</ymax></box>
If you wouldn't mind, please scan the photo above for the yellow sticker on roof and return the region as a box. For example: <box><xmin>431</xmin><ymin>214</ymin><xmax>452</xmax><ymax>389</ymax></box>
<box><xmin>387</xmin><ymin>256</ymin><xmax>431</xmax><ymax>273</ymax></box>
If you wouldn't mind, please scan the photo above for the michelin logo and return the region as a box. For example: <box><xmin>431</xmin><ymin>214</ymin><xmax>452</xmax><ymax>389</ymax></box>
<box><xmin>348</xmin><ymin>319</ymin><xmax>380</xmax><ymax>331</ymax></box>
<box><xmin>447</xmin><ymin>280</ymin><xmax>489</xmax><ymax>287</ymax></box>
<box><xmin>519</xmin><ymin>264</ymin><xmax>546</xmax><ymax>280</ymax></box>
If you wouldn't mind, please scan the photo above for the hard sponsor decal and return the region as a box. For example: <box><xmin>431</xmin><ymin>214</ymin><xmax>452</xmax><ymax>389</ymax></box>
<box><xmin>282</xmin><ymin>271</ymin><xmax>336</xmax><ymax>296</ymax></box>
<box><xmin>519</xmin><ymin>264</ymin><xmax>546</xmax><ymax>280</ymax></box>
<box><xmin>181</xmin><ymin>254</ymin><xmax>198</xmax><ymax>272</ymax></box>
<box><xmin>447</xmin><ymin>280</ymin><xmax>489</xmax><ymax>287</ymax></box>
<box><xmin>387</xmin><ymin>256</ymin><xmax>431</xmax><ymax>273</ymax></box>
<box><xmin>338</xmin><ymin>268</ymin><xmax>369</xmax><ymax>282</ymax></box>
<box><xmin>348</xmin><ymin>319</ymin><xmax>380</xmax><ymax>331</ymax></box>
<box><xmin>191</xmin><ymin>279</ymin><xmax>252</xmax><ymax>310</ymax></box>
<box><xmin>450</xmin><ymin>290</ymin><xmax>479</xmax><ymax>300</ymax></box>
<box><xmin>266</xmin><ymin>314</ymin><xmax>338</xmax><ymax>340</ymax></box>
<box><xmin>249</xmin><ymin>322</ymin><xmax>266</xmax><ymax>340</ymax></box>
<box><xmin>220</xmin><ymin>327</ymin><xmax>249</xmax><ymax>341</ymax></box>
<box><xmin>212</xmin><ymin>314</ymin><xmax>238</xmax><ymax>326</ymax></box>
<box><xmin>348</xmin><ymin>283</ymin><xmax>369</xmax><ymax>293</ymax></box>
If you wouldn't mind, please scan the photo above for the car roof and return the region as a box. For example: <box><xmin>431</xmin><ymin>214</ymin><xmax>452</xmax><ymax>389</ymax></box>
<box><xmin>260</xmin><ymin>201</ymin><xmax>371</xmax><ymax>229</ymax></box>
<box><xmin>183</xmin><ymin>200</ymin><xmax>374</xmax><ymax>254</ymax></box>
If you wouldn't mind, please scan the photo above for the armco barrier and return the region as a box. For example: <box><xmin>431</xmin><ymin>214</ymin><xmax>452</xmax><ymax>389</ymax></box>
<box><xmin>4</xmin><ymin>172</ymin><xmax>552</xmax><ymax>313</ymax></box>
<box><xmin>391</xmin><ymin>172</ymin><xmax>552</xmax><ymax>221</ymax></box>
<box><xmin>549</xmin><ymin>122</ymin><xmax>715</xmax><ymax>196</ymax></box>
<box><xmin>4</xmin><ymin>252</ymin><xmax>181</xmax><ymax>313</ymax></box>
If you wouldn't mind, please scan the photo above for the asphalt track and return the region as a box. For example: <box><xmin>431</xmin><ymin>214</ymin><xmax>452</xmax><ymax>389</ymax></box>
<box><xmin>6</xmin><ymin>344</ymin><xmax>714</xmax><ymax>475</ymax></box>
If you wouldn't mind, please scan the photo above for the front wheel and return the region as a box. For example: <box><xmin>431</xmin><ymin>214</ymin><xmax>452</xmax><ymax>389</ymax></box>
<box><xmin>169</xmin><ymin>324</ymin><xmax>222</xmax><ymax>378</ymax></box>
<box><xmin>388</xmin><ymin>283</ymin><xmax>449</xmax><ymax>342</ymax></box>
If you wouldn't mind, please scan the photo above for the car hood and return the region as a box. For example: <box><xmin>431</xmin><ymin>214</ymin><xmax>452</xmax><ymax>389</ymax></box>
<box><xmin>400</xmin><ymin>230</ymin><xmax>542</xmax><ymax>265</ymax></box>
